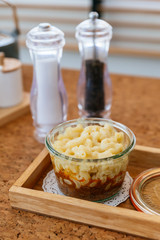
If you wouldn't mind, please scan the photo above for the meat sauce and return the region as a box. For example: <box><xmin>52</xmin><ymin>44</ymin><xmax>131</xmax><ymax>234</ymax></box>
<box><xmin>55</xmin><ymin>169</ymin><xmax>125</xmax><ymax>201</ymax></box>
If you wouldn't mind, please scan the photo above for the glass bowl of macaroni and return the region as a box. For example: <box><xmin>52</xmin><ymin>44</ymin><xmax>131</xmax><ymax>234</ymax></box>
<box><xmin>45</xmin><ymin>118</ymin><xmax>136</xmax><ymax>202</ymax></box>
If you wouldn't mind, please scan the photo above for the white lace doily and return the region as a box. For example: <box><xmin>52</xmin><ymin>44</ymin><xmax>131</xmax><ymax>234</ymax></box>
<box><xmin>42</xmin><ymin>171</ymin><xmax>133</xmax><ymax>206</ymax></box>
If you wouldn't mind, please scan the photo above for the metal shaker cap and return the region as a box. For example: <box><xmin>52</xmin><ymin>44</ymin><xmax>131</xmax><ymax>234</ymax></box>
<box><xmin>26</xmin><ymin>23</ymin><xmax>65</xmax><ymax>50</ymax></box>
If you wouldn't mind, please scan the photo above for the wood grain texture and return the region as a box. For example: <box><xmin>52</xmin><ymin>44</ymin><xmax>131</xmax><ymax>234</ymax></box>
<box><xmin>0</xmin><ymin>92</ymin><xmax>30</xmax><ymax>127</ymax></box>
<box><xmin>1</xmin><ymin>65</ymin><xmax>160</xmax><ymax>240</ymax></box>
<box><xmin>9</xmin><ymin>145</ymin><xmax>160</xmax><ymax>239</ymax></box>
<box><xmin>2</xmin><ymin>58</ymin><xmax>21</xmax><ymax>73</ymax></box>
<box><xmin>9</xmin><ymin>185</ymin><xmax>160</xmax><ymax>240</ymax></box>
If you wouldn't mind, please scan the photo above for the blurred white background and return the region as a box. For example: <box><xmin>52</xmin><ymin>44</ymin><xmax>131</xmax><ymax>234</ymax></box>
<box><xmin>0</xmin><ymin>0</ymin><xmax>160</xmax><ymax>78</ymax></box>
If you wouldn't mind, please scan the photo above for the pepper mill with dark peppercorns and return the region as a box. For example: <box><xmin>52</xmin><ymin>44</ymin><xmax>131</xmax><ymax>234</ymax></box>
<box><xmin>76</xmin><ymin>12</ymin><xmax>112</xmax><ymax>118</ymax></box>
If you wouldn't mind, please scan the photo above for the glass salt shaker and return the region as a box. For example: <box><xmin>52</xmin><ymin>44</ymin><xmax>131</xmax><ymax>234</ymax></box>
<box><xmin>76</xmin><ymin>12</ymin><xmax>112</xmax><ymax>118</ymax></box>
<box><xmin>26</xmin><ymin>23</ymin><xmax>67</xmax><ymax>143</ymax></box>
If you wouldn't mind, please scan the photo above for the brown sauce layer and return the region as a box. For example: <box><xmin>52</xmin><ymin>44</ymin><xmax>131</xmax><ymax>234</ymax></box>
<box><xmin>54</xmin><ymin>170</ymin><xmax>125</xmax><ymax>201</ymax></box>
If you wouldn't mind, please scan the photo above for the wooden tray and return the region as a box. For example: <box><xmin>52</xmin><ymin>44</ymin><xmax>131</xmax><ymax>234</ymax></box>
<box><xmin>9</xmin><ymin>145</ymin><xmax>160</xmax><ymax>240</ymax></box>
<box><xmin>0</xmin><ymin>92</ymin><xmax>30</xmax><ymax>127</ymax></box>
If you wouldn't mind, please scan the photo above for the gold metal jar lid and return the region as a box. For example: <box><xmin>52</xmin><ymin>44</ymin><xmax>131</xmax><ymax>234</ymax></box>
<box><xmin>130</xmin><ymin>168</ymin><xmax>160</xmax><ymax>215</ymax></box>
<box><xmin>0</xmin><ymin>52</ymin><xmax>21</xmax><ymax>73</ymax></box>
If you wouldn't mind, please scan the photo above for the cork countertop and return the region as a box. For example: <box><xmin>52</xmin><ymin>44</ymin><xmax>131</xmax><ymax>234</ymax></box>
<box><xmin>0</xmin><ymin>65</ymin><xmax>160</xmax><ymax>240</ymax></box>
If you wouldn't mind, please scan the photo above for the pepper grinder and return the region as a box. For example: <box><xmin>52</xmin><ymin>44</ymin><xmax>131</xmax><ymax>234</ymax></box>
<box><xmin>26</xmin><ymin>23</ymin><xmax>68</xmax><ymax>143</ymax></box>
<box><xmin>76</xmin><ymin>12</ymin><xmax>112</xmax><ymax>118</ymax></box>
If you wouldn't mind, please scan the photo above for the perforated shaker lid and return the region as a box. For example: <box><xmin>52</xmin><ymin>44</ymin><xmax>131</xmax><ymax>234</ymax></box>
<box><xmin>130</xmin><ymin>168</ymin><xmax>160</xmax><ymax>215</ymax></box>
<box><xmin>26</xmin><ymin>23</ymin><xmax>65</xmax><ymax>50</ymax></box>
<box><xmin>76</xmin><ymin>12</ymin><xmax>112</xmax><ymax>41</ymax></box>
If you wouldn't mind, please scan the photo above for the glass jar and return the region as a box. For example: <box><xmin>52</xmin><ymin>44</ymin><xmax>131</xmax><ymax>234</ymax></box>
<box><xmin>26</xmin><ymin>23</ymin><xmax>67</xmax><ymax>143</ymax></box>
<box><xmin>76</xmin><ymin>12</ymin><xmax>112</xmax><ymax>118</ymax></box>
<box><xmin>45</xmin><ymin>118</ymin><xmax>136</xmax><ymax>202</ymax></box>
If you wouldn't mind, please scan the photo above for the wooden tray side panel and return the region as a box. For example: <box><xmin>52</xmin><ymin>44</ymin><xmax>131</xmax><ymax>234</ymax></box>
<box><xmin>129</xmin><ymin>145</ymin><xmax>160</xmax><ymax>178</ymax></box>
<box><xmin>0</xmin><ymin>92</ymin><xmax>30</xmax><ymax>127</ymax></box>
<box><xmin>9</xmin><ymin>186</ymin><xmax>160</xmax><ymax>240</ymax></box>
<box><xmin>14</xmin><ymin>148</ymin><xmax>50</xmax><ymax>188</ymax></box>
<box><xmin>9</xmin><ymin>145</ymin><xmax>160</xmax><ymax>240</ymax></box>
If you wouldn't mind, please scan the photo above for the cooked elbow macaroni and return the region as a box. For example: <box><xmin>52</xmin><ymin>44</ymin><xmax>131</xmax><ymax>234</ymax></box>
<box><xmin>50</xmin><ymin>123</ymin><xmax>129</xmax><ymax>201</ymax></box>
<box><xmin>52</xmin><ymin>123</ymin><xmax>125</xmax><ymax>159</ymax></box>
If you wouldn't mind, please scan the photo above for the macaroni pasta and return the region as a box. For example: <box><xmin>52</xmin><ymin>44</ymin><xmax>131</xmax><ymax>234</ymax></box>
<box><xmin>52</xmin><ymin>123</ymin><xmax>125</xmax><ymax>159</ymax></box>
<box><xmin>49</xmin><ymin>122</ymin><xmax>129</xmax><ymax>201</ymax></box>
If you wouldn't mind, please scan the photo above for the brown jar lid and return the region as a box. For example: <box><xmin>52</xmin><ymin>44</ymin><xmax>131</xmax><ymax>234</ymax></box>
<box><xmin>0</xmin><ymin>52</ymin><xmax>21</xmax><ymax>73</ymax></box>
<box><xmin>130</xmin><ymin>168</ymin><xmax>160</xmax><ymax>215</ymax></box>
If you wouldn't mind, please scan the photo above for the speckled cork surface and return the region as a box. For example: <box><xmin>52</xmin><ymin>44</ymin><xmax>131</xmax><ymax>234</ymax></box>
<box><xmin>0</xmin><ymin>65</ymin><xmax>160</xmax><ymax>240</ymax></box>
